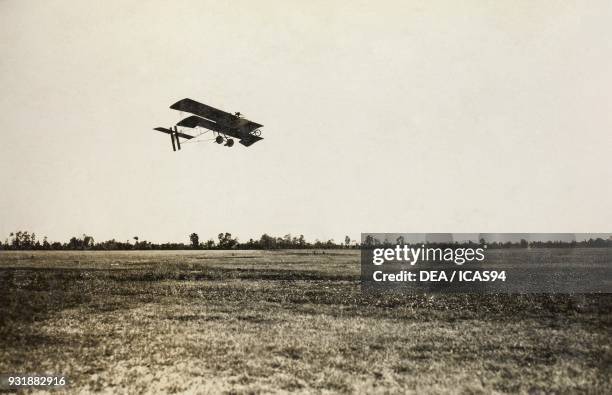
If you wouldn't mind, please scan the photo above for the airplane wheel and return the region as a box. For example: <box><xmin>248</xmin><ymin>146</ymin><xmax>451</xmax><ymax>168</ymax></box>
<box><xmin>252</xmin><ymin>129</ymin><xmax>261</xmax><ymax>137</ymax></box>
<box><xmin>225</xmin><ymin>139</ymin><xmax>234</xmax><ymax>147</ymax></box>
<box><xmin>215</xmin><ymin>136</ymin><xmax>224</xmax><ymax>144</ymax></box>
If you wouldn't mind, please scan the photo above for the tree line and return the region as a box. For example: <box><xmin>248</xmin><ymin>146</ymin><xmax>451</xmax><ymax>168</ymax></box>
<box><xmin>362</xmin><ymin>235</ymin><xmax>612</xmax><ymax>249</ymax></box>
<box><xmin>0</xmin><ymin>231</ymin><xmax>356</xmax><ymax>250</ymax></box>
<box><xmin>1</xmin><ymin>231</ymin><xmax>610</xmax><ymax>251</ymax></box>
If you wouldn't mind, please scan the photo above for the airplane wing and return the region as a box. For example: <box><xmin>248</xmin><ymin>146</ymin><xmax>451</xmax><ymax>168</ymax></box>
<box><xmin>177</xmin><ymin>115</ymin><xmax>244</xmax><ymax>139</ymax></box>
<box><xmin>153</xmin><ymin>127</ymin><xmax>194</xmax><ymax>139</ymax></box>
<box><xmin>176</xmin><ymin>116</ymin><xmax>263</xmax><ymax>147</ymax></box>
<box><xmin>179</xmin><ymin>114</ymin><xmax>262</xmax><ymax>134</ymax></box>
<box><xmin>176</xmin><ymin>116</ymin><xmax>229</xmax><ymax>133</ymax></box>
<box><xmin>170</xmin><ymin>98</ymin><xmax>236</xmax><ymax>126</ymax></box>
<box><xmin>239</xmin><ymin>135</ymin><xmax>263</xmax><ymax>147</ymax></box>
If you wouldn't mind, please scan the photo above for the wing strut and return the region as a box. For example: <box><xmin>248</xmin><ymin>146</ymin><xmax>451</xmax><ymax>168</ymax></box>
<box><xmin>174</xmin><ymin>126</ymin><xmax>181</xmax><ymax>150</ymax></box>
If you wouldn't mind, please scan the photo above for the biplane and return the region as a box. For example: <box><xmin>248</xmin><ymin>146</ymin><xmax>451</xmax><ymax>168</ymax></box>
<box><xmin>154</xmin><ymin>98</ymin><xmax>264</xmax><ymax>150</ymax></box>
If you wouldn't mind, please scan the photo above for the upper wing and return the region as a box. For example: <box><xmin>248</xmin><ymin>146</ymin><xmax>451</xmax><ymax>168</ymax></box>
<box><xmin>171</xmin><ymin>98</ymin><xmax>263</xmax><ymax>131</ymax></box>
<box><xmin>170</xmin><ymin>98</ymin><xmax>236</xmax><ymax>126</ymax></box>
<box><xmin>153</xmin><ymin>127</ymin><xmax>194</xmax><ymax>139</ymax></box>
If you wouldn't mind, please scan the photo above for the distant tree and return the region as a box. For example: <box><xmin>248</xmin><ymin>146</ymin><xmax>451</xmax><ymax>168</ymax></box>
<box><xmin>297</xmin><ymin>234</ymin><xmax>306</xmax><ymax>248</ymax></box>
<box><xmin>190</xmin><ymin>233</ymin><xmax>200</xmax><ymax>249</ymax></box>
<box><xmin>65</xmin><ymin>234</ymin><xmax>94</xmax><ymax>250</ymax></box>
<box><xmin>83</xmin><ymin>234</ymin><xmax>94</xmax><ymax>249</ymax></box>
<box><xmin>259</xmin><ymin>233</ymin><xmax>276</xmax><ymax>249</ymax></box>
<box><xmin>364</xmin><ymin>235</ymin><xmax>375</xmax><ymax>247</ymax></box>
<box><xmin>244</xmin><ymin>238</ymin><xmax>257</xmax><ymax>249</ymax></box>
<box><xmin>345</xmin><ymin>235</ymin><xmax>351</xmax><ymax>248</ymax></box>
<box><xmin>67</xmin><ymin>236</ymin><xmax>81</xmax><ymax>249</ymax></box>
<box><xmin>218</xmin><ymin>232</ymin><xmax>237</xmax><ymax>249</ymax></box>
<box><xmin>11</xmin><ymin>231</ymin><xmax>34</xmax><ymax>249</ymax></box>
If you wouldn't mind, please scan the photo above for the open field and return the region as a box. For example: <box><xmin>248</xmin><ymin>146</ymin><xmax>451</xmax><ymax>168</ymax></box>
<box><xmin>0</xmin><ymin>250</ymin><xmax>610</xmax><ymax>394</ymax></box>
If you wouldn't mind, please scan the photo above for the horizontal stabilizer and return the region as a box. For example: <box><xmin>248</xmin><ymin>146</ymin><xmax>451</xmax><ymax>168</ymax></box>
<box><xmin>153</xmin><ymin>127</ymin><xmax>194</xmax><ymax>139</ymax></box>
<box><xmin>154</xmin><ymin>127</ymin><xmax>172</xmax><ymax>134</ymax></box>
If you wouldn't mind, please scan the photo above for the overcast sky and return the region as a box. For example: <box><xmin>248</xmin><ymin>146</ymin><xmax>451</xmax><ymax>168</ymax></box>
<box><xmin>1</xmin><ymin>1</ymin><xmax>610</xmax><ymax>244</ymax></box>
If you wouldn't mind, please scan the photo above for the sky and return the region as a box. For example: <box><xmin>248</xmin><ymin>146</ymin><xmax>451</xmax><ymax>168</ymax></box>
<box><xmin>1</xmin><ymin>1</ymin><xmax>611</xmax><ymax>244</ymax></box>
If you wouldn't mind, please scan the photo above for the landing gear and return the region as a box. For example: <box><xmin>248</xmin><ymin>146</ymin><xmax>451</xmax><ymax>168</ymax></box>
<box><xmin>215</xmin><ymin>134</ymin><xmax>234</xmax><ymax>147</ymax></box>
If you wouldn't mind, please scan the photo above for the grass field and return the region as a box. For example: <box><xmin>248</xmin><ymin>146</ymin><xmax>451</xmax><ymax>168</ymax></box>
<box><xmin>0</xmin><ymin>250</ymin><xmax>610</xmax><ymax>394</ymax></box>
